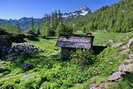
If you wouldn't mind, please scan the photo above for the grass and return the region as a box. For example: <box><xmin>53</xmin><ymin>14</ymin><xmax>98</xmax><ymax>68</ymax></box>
<box><xmin>74</xmin><ymin>31</ymin><xmax>128</xmax><ymax>46</ymax></box>
<box><xmin>93</xmin><ymin>32</ymin><xmax>128</xmax><ymax>46</ymax></box>
<box><xmin>0</xmin><ymin>32</ymin><xmax>131</xmax><ymax>89</ymax></box>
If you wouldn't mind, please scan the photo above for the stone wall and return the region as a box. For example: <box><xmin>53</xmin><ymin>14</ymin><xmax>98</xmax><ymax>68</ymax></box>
<box><xmin>0</xmin><ymin>35</ymin><xmax>12</xmax><ymax>48</ymax></box>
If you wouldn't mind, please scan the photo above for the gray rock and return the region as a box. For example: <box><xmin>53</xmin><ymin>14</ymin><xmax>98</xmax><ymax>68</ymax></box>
<box><xmin>112</xmin><ymin>43</ymin><xmax>124</xmax><ymax>48</ymax></box>
<box><xmin>108</xmin><ymin>40</ymin><xmax>114</xmax><ymax>43</ymax></box>
<box><xmin>128</xmin><ymin>38</ymin><xmax>133</xmax><ymax>48</ymax></box>
<box><xmin>1</xmin><ymin>44</ymin><xmax>43</xmax><ymax>60</ymax></box>
<box><xmin>119</xmin><ymin>64</ymin><xmax>133</xmax><ymax>73</ymax></box>
<box><xmin>119</xmin><ymin>64</ymin><xmax>126</xmax><ymax>72</ymax></box>
<box><xmin>121</xmin><ymin>49</ymin><xmax>130</xmax><ymax>55</ymax></box>
<box><xmin>123</xmin><ymin>59</ymin><xmax>133</xmax><ymax>65</ymax></box>
<box><xmin>90</xmin><ymin>82</ymin><xmax>112</xmax><ymax>89</ymax></box>
<box><xmin>23</xmin><ymin>73</ymin><xmax>35</xmax><ymax>80</ymax></box>
<box><xmin>108</xmin><ymin>72</ymin><xmax>125</xmax><ymax>81</ymax></box>
<box><xmin>129</xmin><ymin>54</ymin><xmax>133</xmax><ymax>58</ymax></box>
<box><xmin>89</xmin><ymin>82</ymin><xmax>97</xmax><ymax>88</ymax></box>
<box><xmin>121</xmin><ymin>45</ymin><xmax>128</xmax><ymax>50</ymax></box>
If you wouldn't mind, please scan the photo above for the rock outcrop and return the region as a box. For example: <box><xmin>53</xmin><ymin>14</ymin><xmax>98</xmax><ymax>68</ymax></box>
<box><xmin>127</xmin><ymin>38</ymin><xmax>133</xmax><ymax>48</ymax></box>
<box><xmin>112</xmin><ymin>42</ymin><xmax>124</xmax><ymax>48</ymax></box>
<box><xmin>0</xmin><ymin>43</ymin><xmax>43</xmax><ymax>60</ymax></box>
<box><xmin>108</xmin><ymin>72</ymin><xmax>125</xmax><ymax>81</ymax></box>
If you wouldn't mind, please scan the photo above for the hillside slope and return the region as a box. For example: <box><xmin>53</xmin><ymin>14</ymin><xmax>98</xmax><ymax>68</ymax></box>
<box><xmin>0</xmin><ymin>32</ymin><xmax>132</xmax><ymax>89</ymax></box>
<box><xmin>71</xmin><ymin>0</ymin><xmax>133</xmax><ymax>32</ymax></box>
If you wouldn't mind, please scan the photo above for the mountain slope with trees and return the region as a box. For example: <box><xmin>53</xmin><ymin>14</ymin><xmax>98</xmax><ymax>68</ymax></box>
<box><xmin>71</xmin><ymin>0</ymin><xmax>133</xmax><ymax>33</ymax></box>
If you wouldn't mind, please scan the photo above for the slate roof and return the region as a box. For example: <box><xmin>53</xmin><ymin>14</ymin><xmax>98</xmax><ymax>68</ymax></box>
<box><xmin>56</xmin><ymin>35</ymin><xmax>94</xmax><ymax>49</ymax></box>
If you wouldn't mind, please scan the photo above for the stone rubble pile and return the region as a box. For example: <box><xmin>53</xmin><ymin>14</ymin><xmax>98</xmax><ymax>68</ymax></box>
<box><xmin>0</xmin><ymin>44</ymin><xmax>43</xmax><ymax>60</ymax></box>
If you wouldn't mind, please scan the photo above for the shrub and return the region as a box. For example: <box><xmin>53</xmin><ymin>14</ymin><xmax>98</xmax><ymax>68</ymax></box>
<box><xmin>129</xmin><ymin>44</ymin><xmax>133</xmax><ymax>52</ymax></box>
<box><xmin>71</xmin><ymin>49</ymin><xmax>95</xmax><ymax>66</ymax></box>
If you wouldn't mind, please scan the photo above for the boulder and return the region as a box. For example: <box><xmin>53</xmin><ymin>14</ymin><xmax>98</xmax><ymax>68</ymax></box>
<box><xmin>112</xmin><ymin>43</ymin><xmax>124</xmax><ymax>48</ymax></box>
<box><xmin>128</xmin><ymin>38</ymin><xmax>133</xmax><ymax>48</ymax></box>
<box><xmin>129</xmin><ymin>54</ymin><xmax>133</xmax><ymax>58</ymax></box>
<box><xmin>23</xmin><ymin>73</ymin><xmax>35</xmax><ymax>80</ymax></box>
<box><xmin>123</xmin><ymin>59</ymin><xmax>133</xmax><ymax>65</ymax></box>
<box><xmin>121</xmin><ymin>49</ymin><xmax>130</xmax><ymax>55</ymax></box>
<box><xmin>107</xmin><ymin>40</ymin><xmax>114</xmax><ymax>43</ymax></box>
<box><xmin>108</xmin><ymin>72</ymin><xmax>125</xmax><ymax>81</ymax></box>
<box><xmin>121</xmin><ymin>45</ymin><xmax>128</xmax><ymax>50</ymax></box>
<box><xmin>119</xmin><ymin>64</ymin><xmax>127</xmax><ymax>72</ymax></box>
<box><xmin>3</xmin><ymin>44</ymin><xmax>43</xmax><ymax>60</ymax></box>
<box><xmin>89</xmin><ymin>82</ymin><xmax>97</xmax><ymax>88</ymax></box>
<box><xmin>119</xmin><ymin>64</ymin><xmax>133</xmax><ymax>73</ymax></box>
<box><xmin>90</xmin><ymin>82</ymin><xmax>112</xmax><ymax>89</ymax></box>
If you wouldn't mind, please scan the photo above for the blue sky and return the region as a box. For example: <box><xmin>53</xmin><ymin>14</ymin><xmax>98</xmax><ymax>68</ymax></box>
<box><xmin>0</xmin><ymin>0</ymin><xmax>119</xmax><ymax>19</ymax></box>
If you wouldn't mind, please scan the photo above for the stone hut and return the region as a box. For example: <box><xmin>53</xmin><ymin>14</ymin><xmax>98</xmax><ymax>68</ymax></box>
<box><xmin>56</xmin><ymin>35</ymin><xmax>94</xmax><ymax>60</ymax></box>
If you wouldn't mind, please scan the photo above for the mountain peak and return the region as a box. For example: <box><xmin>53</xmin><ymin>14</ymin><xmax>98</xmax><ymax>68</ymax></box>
<box><xmin>62</xmin><ymin>6</ymin><xmax>91</xmax><ymax>18</ymax></box>
<box><xmin>80</xmin><ymin>6</ymin><xmax>91</xmax><ymax>12</ymax></box>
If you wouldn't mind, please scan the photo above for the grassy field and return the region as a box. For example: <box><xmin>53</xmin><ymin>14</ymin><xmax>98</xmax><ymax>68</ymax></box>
<box><xmin>0</xmin><ymin>32</ymin><xmax>131</xmax><ymax>89</ymax></box>
<box><xmin>30</xmin><ymin>32</ymin><xmax>128</xmax><ymax>47</ymax></box>
<box><xmin>93</xmin><ymin>32</ymin><xmax>128</xmax><ymax>46</ymax></box>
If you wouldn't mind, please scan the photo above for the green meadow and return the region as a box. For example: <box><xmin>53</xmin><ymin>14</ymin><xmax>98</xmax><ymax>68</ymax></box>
<box><xmin>0</xmin><ymin>32</ymin><xmax>131</xmax><ymax>89</ymax></box>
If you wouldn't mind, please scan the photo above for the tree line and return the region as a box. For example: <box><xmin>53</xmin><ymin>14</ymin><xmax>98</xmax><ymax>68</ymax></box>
<box><xmin>0</xmin><ymin>11</ymin><xmax>73</xmax><ymax>37</ymax></box>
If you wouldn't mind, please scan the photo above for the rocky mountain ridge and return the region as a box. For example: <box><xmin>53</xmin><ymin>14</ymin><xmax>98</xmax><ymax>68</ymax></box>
<box><xmin>62</xmin><ymin>6</ymin><xmax>91</xmax><ymax>18</ymax></box>
<box><xmin>0</xmin><ymin>6</ymin><xmax>91</xmax><ymax>29</ymax></box>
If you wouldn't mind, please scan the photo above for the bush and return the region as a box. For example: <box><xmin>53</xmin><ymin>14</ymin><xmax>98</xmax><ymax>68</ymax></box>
<box><xmin>71</xmin><ymin>49</ymin><xmax>95</xmax><ymax>66</ymax></box>
<box><xmin>129</xmin><ymin>44</ymin><xmax>133</xmax><ymax>52</ymax></box>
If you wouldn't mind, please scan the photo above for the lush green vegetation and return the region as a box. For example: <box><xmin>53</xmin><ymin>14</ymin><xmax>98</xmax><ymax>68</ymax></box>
<box><xmin>1</xmin><ymin>0</ymin><xmax>133</xmax><ymax>89</ymax></box>
<box><xmin>0</xmin><ymin>32</ymin><xmax>131</xmax><ymax>89</ymax></box>
<box><xmin>0</xmin><ymin>23</ymin><xmax>21</xmax><ymax>34</ymax></box>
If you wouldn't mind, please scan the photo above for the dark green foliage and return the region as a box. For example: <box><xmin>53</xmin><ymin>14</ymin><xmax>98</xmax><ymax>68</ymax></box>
<box><xmin>40</xmin><ymin>11</ymin><xmax>63</xmax><ymax>37</ymax></box>
<box><xmin>56</xmin><ymin>22</ymin><xmax>73</xmax><ymax>36</ymax></box>
<box><xmin>0</xmin><ymin>23</ymin><xmax>21</xmax><ymax>33</ymax></box>
<box><xmin>71</xmin><ymin>49</ymin><xmax>95</xmax><ymax>66</ymax></box>
<box><xmin>40</xmin><ymin>16</ymin><xmax>50</xmax><ymax>38</ymax></box>
<box><xmin>129</xmin><ymin>45</ymin><xmax>133</xmax><ymax>52</ymax></box>
<box><xmin>16</xmin><ymin>21</ymin><xmax>22</xmax><ymax>33</ymax></box>
<box><xmin>11</xmin><ymin>34</ymin><xmax>26</xmax><ymax>43</ymax></box>
<box><xmin>0</xmin><ymin>28</ymin><xmax>26</xmax><ymax>43</ymax></box>
<box><xmin>37</xmin><ymin>28</ymin><xmax>41</xmax><ymax>36</ymax></box>
<box><xmin>0</xmin><ymin>28</ymin><xmax>11</xmax><ymax>35</ymax></box>
<box><xmin>31</xmin><ymin>17</ymin><xmax>35</xmax><ymax>32</ymax></box>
